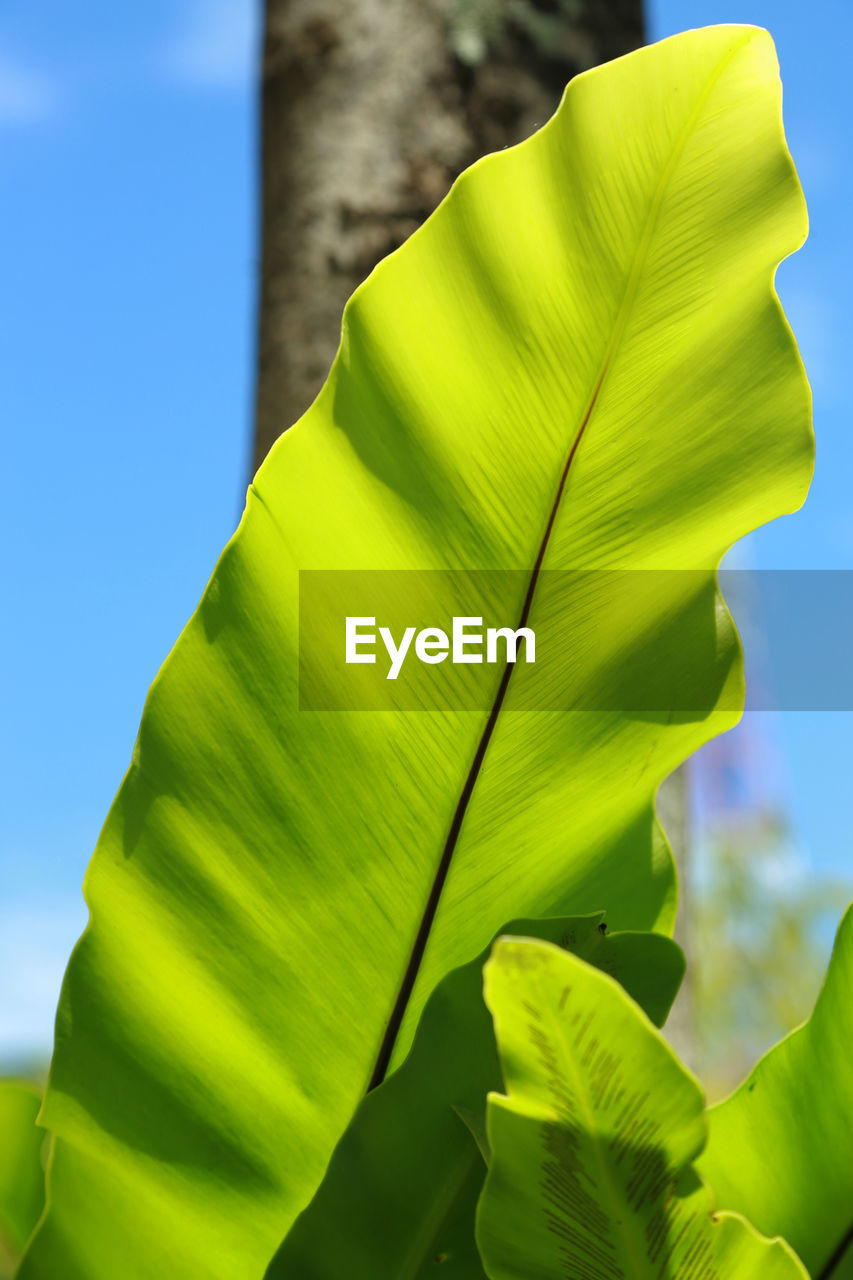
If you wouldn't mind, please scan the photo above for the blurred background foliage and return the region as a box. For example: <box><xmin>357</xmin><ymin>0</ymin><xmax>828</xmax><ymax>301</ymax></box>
<box><xmin>0</xmin><ymin>1081</ymin><xmax>45</xmax><ymax>1277</ymax></box>
<box><xmin>687</xmin><ymin>736</ymin><xmax>850</xmax><ymax>1099</ymax></box>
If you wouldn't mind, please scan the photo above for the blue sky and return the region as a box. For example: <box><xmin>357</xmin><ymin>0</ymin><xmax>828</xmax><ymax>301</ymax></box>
<box><xmin>1</xmin><ymin>0</ymin><xmax>851</xmax><ymax>1060</ymax></box>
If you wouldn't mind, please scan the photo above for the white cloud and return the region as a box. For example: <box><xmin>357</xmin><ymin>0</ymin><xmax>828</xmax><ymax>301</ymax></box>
<box><xmin>0</xmin><ymin>50</ymin><xmax>56</xmax><ymax>124</ymax></box>
<box><xmin>163</xmin><ymin>0</ymin><xmax>259</xmax><ymax>91</ymax></box>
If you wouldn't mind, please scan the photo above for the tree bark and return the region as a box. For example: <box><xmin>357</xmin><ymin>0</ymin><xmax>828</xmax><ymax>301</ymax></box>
<box><xmin>253</xmin><ymin>0</ymin><xmax>644</xmax><ymax>472</ymax></box>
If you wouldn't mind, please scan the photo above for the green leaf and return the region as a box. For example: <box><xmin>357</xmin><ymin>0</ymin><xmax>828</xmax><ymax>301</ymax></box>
<box><xmin>21</xmin><ymin>25</ymin><xmax>811</xmax><ymax>1278</ymax></box>
<box><xmin>0</xmin><ymin>1081</ymin><xmax>44</xmax><ymax>1261</ymax></box>
<box><xmin>699</xmin><ymin>903</ymin><xmax>853</xmax><ymax>1279</ymax></box>
<box><xmin>477</xmin><ymin>937</ymin><xmax>809</xmax><ymax>1279</ymax></box>
<box><xmin>266</xmin><ymin>915</ymin><xmax>684</xmax><ymax>1278</ymax></box>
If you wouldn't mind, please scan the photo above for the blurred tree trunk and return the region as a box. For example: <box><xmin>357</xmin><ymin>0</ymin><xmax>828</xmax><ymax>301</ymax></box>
<box><xmin>253</xmin><ymin>0</ymin><xmax>645</xmax><ymax>471</ymax></box>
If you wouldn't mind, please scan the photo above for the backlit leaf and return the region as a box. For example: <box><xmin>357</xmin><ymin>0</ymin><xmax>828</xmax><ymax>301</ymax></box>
<box><xmin>20</xmin><ymin>26</ymin><xmax>811</xmax><ymax>1278</ymax></box>
<box><xmin>477</xmin><ymin>938</ymin><xmax>808</xmax><ymax>1279</ymax></box>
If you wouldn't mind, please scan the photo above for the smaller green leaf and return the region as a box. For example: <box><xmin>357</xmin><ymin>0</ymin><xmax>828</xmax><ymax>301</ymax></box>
<box><xmin>477</xmin><ymin>938</ymin><xmax>808</xmax><ymax>1280</ymax></box>
<box><xmin>0</xmin><ymin>1080</ymin><xmax>45</xmax><ymax>1260</ymax></box>
<box><xmin>699</xmin><ymin>902</ymin><xmax>853</xmax><ymax>1279</ymax></box>
<box><xmin>266</xmin><ymin>917</ymin><xmax>684</xmax><ymax>1279</ymax></box>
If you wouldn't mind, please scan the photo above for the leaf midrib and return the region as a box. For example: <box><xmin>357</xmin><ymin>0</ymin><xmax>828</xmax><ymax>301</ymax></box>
<box><xmin>367</xmin><ymin>32</ymin><xmax>753</xmax><ymax>1092</ymax></box>
<box><xmin>545</xmin><ymin>973</ymin><xmax>649</xmax><ymax>1280</ymax></box>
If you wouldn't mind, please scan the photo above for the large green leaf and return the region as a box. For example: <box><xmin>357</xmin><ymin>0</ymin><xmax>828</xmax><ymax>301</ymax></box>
<box><xmin>267</xmin><ymin>915</ymin><xmax>684</xmax><ymax>1278</ymax></box>
<box><xmin>477</xmin><ymin>937</ymin><xmax>808</xmax><ymax>1279</ymax></box>
<box><xmin>699</xmin><ymin>903</ymin><xmax>853</xmax><ymax>1279</ymax></box>
<box><xmin>21</xmin><ymin>26</ymin><xmax>811</xmax><ymax>1278</ymax></box>
<box><xmin>0</xmin><ymin>1081</ymin><xmax>44</xmax><ymax>1264</ymax></box>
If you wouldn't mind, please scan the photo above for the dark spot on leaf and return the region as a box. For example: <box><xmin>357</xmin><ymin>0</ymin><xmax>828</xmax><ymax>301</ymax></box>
<box><xmin>597</xmin><ymin>922</ymin><xmax>608</xmax><ymax>934</ymax></box>
<box><xmin>434</xmin><ymin>1253</ymin><xmax>448</xmax><ymax>1264</ymax></box>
